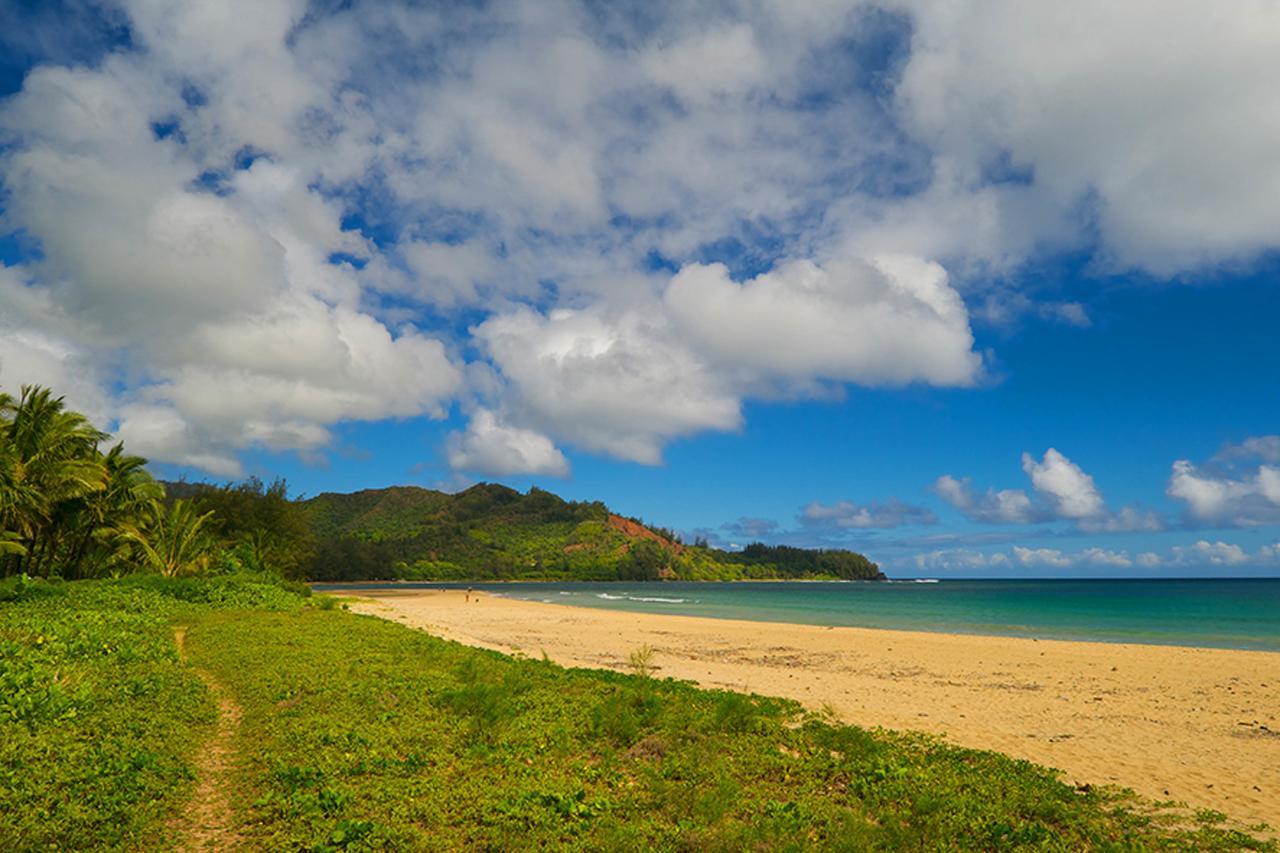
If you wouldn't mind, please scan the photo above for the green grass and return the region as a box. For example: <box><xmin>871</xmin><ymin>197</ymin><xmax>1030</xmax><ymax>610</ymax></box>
<box><xmin>0</xmin><ymin>574</ymin><xmax>305</xmax><ymax>849</ymax></box>
<box><xmin>1</xmin><ymin>577</ymin><xmax>1273</xmax><ymax>851</ymax></box>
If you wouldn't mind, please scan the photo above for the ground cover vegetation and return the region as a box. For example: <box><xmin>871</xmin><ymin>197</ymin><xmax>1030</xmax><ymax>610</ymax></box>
<box><xmin>1</xmin><ymin>574</ymin><xmax>1271</xmax><ymax>851</ymax></box>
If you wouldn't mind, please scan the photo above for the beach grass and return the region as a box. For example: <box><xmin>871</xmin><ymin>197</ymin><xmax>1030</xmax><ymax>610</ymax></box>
<box><xmin>0</xmin><ymin>575</ymin><xmax>1272</xmax><ymax>851</ymax></box>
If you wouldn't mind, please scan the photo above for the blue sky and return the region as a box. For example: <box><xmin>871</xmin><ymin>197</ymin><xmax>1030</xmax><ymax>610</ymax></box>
<box><xmin>1</xmin><ymin>1</ymin><xmax>1278</xmax><ymax>576</ymax></box>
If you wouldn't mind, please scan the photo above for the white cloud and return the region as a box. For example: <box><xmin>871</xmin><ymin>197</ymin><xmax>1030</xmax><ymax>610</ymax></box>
<box><xmin>471</xmin><ymin>305</ymin><xmax>741</xmax><ymax>465</ymax></box>
<box><xmin>937</xmin><ymin>449</ymin><xmax>1160</xmax><ymax>531</ymax></box>
<box><xmin>1040</xmin><ymin>302</ymin><xmax>1090</xmax><ymax>328</ymax></box>
<box><xmin>913</xmin><ymin>541</ymin><xmax>1273</xmax><ymax>573</ymax></box>
<box><xmin>913</xmin><ymin>549</ymin><xmax>1010</xmax><ymax>571</ymax></box>
<box><xmin>641</xmin><ymin>23</ymin><xmax>768</xmax><ymax>104</ymax></box>
<box><xmin>1170</xmin><ymin>540</ymin><xmax>1250</xmax><ymax>567</ymax></box>
<box><xmin>0</xmin><ymin>35</ymin><xmax>460</xmax><ymax>471</ymax></box>
<box><xmin>398</xmin><ymin>240</ymin><xmax>499</xmax><ymax>309</ymax></box>
<box><xmin>446</xmin><ymin>409</ymin><xmax>569</xmax><ymax>478</ymax></box>
<box><xmin>467</xmin><ymin>250</ymin><xmax>986</xmax><ymax>466</ymax></box>
<box><xmin>931</xmin><ymin>474</ymin><xmax>1038</xmax><ymax>523</ymax></box>
<box><xmin>1020</xmin><ymin>448</ymin><xmax>1104</xmax><ymax>519</ymax></box>
<box><xmin>889</xmin><ymin>0</ymin><xmax>1280</xmax><ymax>275</ymax></box>
<box><xmin>1012</xmin><ymin>546</ymin><xmax>1070</xmax><ymax>569</ymax></box>
<box><xmin>0</xmin><ymin>266</ymin><xmax>113</xmax><ymax>426</ymax></box>
<box><xmin>1079</xmin><ymin>547</ymin><xmax>1132</xmax><ymax>568</ymax></box>
<box><xmin>802</xmin><ymin>498</ymin><xmax>937</xmax><ymax>530</ymax></box>
<box><xmin>1216</xmin><ymin>436</ymin><xmax>1280</xmax><ymax>465</ymax></box>
<box><xmin>1167</xmin><ymin>457</ymin><xmax>1280</xmax><ymax>527</ymax></box>
<box><xmin>665</xmin><ymin>255</ymin><xmax>981</xmax><ymax>388</ymax></box>
<box><xmin>6</xmin><ymin>0</ymin><xmax>1280</xmax><ymax>479</ymax></box>
<box><xmin>114</xmin><ymin>403</ymin><xmax>244</xmax><ymax>478</ymax></box>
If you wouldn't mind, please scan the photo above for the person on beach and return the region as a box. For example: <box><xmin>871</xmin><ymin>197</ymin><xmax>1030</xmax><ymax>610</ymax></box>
<box><xmin>466</xmin><ymin>586</ymin><xmax>472</xmax><ymax>603</ymax></box>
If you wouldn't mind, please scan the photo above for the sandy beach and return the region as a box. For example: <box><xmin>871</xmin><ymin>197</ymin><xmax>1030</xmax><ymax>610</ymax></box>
<box><xmin>347</xmin><ymin>587</ymin><xmax>1279</xmax><ymax>831</ymax></box>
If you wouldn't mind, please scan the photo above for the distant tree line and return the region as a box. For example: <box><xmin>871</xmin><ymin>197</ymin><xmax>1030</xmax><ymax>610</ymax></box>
<box><xmin>2</xmin><ymin>382</ymin><xmax>883</xmax><ymax>584</ymax></box>
<box><xmin>731</xmin><ymin>543</ymin><xmax>885</xmax><ymax>581</ymax></box>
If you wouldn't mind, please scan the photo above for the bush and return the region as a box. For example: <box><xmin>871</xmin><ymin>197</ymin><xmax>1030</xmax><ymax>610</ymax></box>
<box><xmin>0</xmin><ymin>573</ymin><xmax>66</xmax><ymax>604</ymax></box>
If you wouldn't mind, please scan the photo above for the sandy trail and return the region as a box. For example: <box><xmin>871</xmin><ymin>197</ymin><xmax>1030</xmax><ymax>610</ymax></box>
<box><xmin>172</xmin><ymin>627</ymin><xmax>244</xmax><ymax>852</ymax></box>
<box><xmin>348</xmin><ymin>588</ymin><xmax>1280</xmax><ymax>832</ymax></box>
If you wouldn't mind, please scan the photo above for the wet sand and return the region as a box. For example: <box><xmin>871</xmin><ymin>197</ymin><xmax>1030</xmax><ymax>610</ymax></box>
<box><xmin>347</xmin><ymin>587</ymin><xmax>1279</xmax><ymax>830</ymax></box>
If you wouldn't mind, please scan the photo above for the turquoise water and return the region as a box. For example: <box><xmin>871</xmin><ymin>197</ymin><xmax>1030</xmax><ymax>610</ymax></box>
<box><xmin>325</xmin><ymin>578</ymin><xmax>1280</xmax><ymax>651</ymax></box>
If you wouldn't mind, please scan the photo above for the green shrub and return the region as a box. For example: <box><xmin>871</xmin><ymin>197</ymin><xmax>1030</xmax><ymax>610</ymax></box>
<box><xmin>0</xmin><ymin>573</ymin><xmax>65</xmax><ymax>603</ymax></box>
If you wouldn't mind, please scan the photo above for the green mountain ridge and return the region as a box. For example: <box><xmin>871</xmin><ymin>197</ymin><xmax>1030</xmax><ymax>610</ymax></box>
<box><xmin>163</xmin><ymin>478</ymin><xmax>883</xmax><ymax>581</ymax></box>
<box><xmin>290</xmin><ymin>482</ymin><xmax>882</xmax><ymax>582</ymax></box>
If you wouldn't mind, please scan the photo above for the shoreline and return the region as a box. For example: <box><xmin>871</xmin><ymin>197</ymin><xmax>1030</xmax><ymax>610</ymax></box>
<box><xmin>315</xmin><ymin>580</ymin><xmax>1280</xmax><ymax>653</ymax></box>
<box><xmin>346</xmin><ymin>586</ymin><xmax>1280</xmax><ymax>832</ymax></box>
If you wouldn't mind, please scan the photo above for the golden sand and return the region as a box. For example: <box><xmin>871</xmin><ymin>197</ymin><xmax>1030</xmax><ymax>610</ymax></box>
<box><xmin>348</xmin><ymin>588</ymin><xmax>1279</xmax><ymax>830</ymax></box>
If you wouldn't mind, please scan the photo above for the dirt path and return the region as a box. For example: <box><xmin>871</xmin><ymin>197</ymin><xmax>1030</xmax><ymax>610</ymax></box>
<box><xmin>171</xmin><ymin>627</ymin><xmax>244</xmax><ymax>851</ymax></box>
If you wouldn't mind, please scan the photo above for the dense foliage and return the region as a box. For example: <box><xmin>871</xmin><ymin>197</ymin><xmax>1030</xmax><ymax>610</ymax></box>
<box><xmin>1</xmin><ymin>387</ymin><xmax>166</xmax><ymax>579</ymax></box>
<box><xmin>2</xmin><ymin>382</ymin><xmax>883</xmax><ymax>583</ymax></box>
<box><xmin>0</xmin><ymin>386</ymin><xmax>312</xmax><ymax>582</ymax></box>
<box><xmin>734</xmin><ymin>543</ymin><xmax>881</xmax><ymax>581</ymax></box>
<box><xmin>1</xmin><ymin>577</ymin><xmax>1268</xmax><ymax>850</ymax></box>
<box><xmin>296</xmin><ymin>483</ymin><xmax>886</xmax><ymax>582</ymax></box>
<box><xmin>169</xmin><ymin>477</ymin><xmax>315</xmax><ymax>577</ymax></box>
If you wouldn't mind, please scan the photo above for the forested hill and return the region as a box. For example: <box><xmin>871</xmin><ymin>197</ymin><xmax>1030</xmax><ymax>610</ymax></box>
<box><xmin>287</xmin><ymin>482</ymin><xmax>885</xmax><ymax>582</ymax></box>
<box><xmin>0</xmin><ymin>381</ymin><xmax>877</xmax><ymax>585</ymax></box>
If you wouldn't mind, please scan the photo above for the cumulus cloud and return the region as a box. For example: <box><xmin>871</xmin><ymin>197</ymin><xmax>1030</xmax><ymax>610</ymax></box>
<box><xmin>666</xmin><ymin>255</ymin><xmax>980</xmax><ymax>388</ymax></box>
<box><xmin>1020</xmin><ymin>449</ymin><xmax>1103</xmax><ymax>519</ymax></box>
<box><xmin>470</xmin><ymin>306</ymin><xmax>742</xmax><ymax>465</ymax></box>
<box><xmin>641</xmin><ymin>23</ymin><xmax>768</xmax><ymax>104</ymax></box>
<box><xmin>887</xmin><ymin>0</ymin><xmax>1280</xmax><ymax>275</ymax></box>
<box><xmin>469</xmin><ymin>251</ymin><xmax>986</xmax><ymax>468</ymax></box>
<box><xmin>913</xmin><ymin>541</ymin><xmax>1276</xmax><ymax>573</ymax></box>
<box><xmin>0</xmin><ymin>8</ymin><xmax>461</xmax><ymax>471</ymax></box>
<box><xmin>0</xmin><ymin>266</ymin><xmax>113</xmax><ymax>425</ymax></box>
<box><xmin>1168</xmin><ymin>440</ymin><xmax>1280</xmax><ymax>526</ymax></box>
<box><xmin>0</xmin><ymin>0</ymin><xmax>989</xmax><ymax>474</ymax></box>
<box><xmin>1078</xmin><ymin>547</ymin><xmax>1133</xmax><ymax>568</ymax></box>
<box><xmin>931</xmin><ymin>474</ymin><xmax>1038</xmax><ymax>523</ymax></box>
<box><xmin>802</xmin><ymin>498</ymin><xmax>937</xmax><ymax>530</ymax></box>
<box><xmin>114</xmin><ymin>403</ymin><xmax>245</xmax><ymax>478</ymax></box>
<box><xmin>446</xmin><ymin>410</ymin><xmax>569</xmax><ymax>478</ymax></box>
<box><xmin>1215</xmin><ymin>436</ymin><xmax>1280</xmax><ymax>465</ymax></box>
<box><xmin>936</xmin><ymin>449</ymin><xmax>1161</xmax><ymax>531</ymax></box>
<box><xmin>1170</xmin><ymin>540</ymin><xmax>1250</xmax><ymax>566</ymax></box>
<box><xmin>5</xmin><ymin>0</ymin><xmax>1280</xmax><ymax>479</ymax></box>
<box><xmin>913</xmin><ymin>549</ymin><xmax>1010</xmax><ymax>571</ymax></box>
<box><xmin>1012</xmin><ymin>546</ymin><xmax>1071</xmax><ymax>569</ymax></box>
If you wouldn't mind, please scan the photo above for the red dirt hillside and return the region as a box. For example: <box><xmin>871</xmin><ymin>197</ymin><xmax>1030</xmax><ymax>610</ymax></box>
<box><xmin>607</xmin><ymin>514</ymin><xmax>685</xmax><ymax>555</ymax></box>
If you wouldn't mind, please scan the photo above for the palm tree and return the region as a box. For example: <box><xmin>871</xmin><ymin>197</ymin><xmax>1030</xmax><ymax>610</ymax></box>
<box><xmin>62</xmin><ymin>445</ymin><xmax>165</xmax><ymax>579</ymax></box>
<box><xmin>0</xmin><ymin>387</ymin><xmax>108</xmax><ymax>576</ymax></box>
<box><xmin>0</xmin><ymin>531</ymin><xmax>25</xmax><ymax>557</ymax></box>
<box><xmin>121</xmin><ymin>499</ymin><xmax>216</xmax><ymax>578</ymax></box>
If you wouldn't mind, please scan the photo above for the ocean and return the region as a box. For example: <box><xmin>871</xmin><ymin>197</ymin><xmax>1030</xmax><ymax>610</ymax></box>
<box><xmin>327</xmin><ymin>578</ymin><xmax>1280</xmax><ymax>651</ymax></box>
